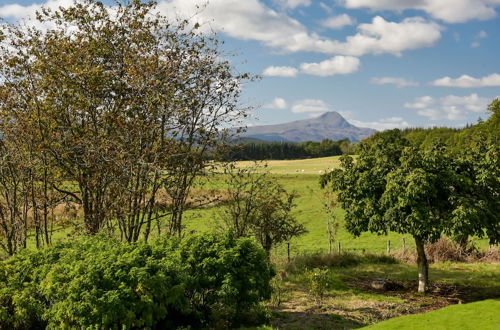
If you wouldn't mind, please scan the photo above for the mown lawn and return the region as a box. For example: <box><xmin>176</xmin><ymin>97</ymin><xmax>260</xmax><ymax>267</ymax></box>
<box><xmin>362</xmin><ymin>299</ymin><xmax>500</xmax><ymax>330</ymax></box>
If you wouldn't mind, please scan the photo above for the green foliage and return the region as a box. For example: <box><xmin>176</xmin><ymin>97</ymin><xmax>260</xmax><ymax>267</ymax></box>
<box><xmin>229</xmin><ymin>139</ymin><xmax>353</xmax><ymax>161</ymax></box>
<box><xmin>284</xmin><ymin>252</ymin><xmax>398</xmax><ymax>275</ymax></box>
<box><xmin>220</xmin><ymin>163</ymin><xmax>307</xmax><ymax>258</ymax></box>
<box><xmin>307</xmin><ymin>268</ymin><xmax>332</xmax><ymax>302</ymax></box>
<box><xmin>0</xmin><ymin>233</ymin><xmax>272</xmax><ymax>329</ymax></box>
<box><xmin>321</xmin><ymin>128</ymin><xmax>499</xmax><ymax>292</ymax></box>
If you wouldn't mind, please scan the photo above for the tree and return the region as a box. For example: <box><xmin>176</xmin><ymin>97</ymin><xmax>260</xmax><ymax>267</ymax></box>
<box><xmin>0</xmin><ymin>0</ymin><xmax>248</xmax><ymax>239</ymax></box>
<box><xmin>220</xmin><ymin>163</ymin><xmax>306</xmax><ymax>260</ymax></box>
<box><xmin>321</xmin><ymin>129</ymin><xmax>498</xmax><ymax>293</ymax></box>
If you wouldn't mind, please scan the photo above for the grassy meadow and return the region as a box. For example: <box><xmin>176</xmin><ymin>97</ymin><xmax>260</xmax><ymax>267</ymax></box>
<box><xmin>187</xmin><ymin>156</ymin><xmax>499</xmax><ymax>328</ymax></box>
<box><xmin>186</xmin><ymin>156</ymin><xmax>490</xmax><ymax>258</ymax></box>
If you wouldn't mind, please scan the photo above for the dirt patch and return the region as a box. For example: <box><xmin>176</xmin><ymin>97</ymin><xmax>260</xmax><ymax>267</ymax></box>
<box><xmin>270</xmin><ymin>275</ymin><xmax>500</xmax><ymax>329</ymax></box>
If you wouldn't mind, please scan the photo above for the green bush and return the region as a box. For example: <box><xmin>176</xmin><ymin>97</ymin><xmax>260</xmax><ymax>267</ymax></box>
<box><xmin>307</xmin><ymin>268</ymin><xmax>333</xmax><ymax>303</ymax></box>
<box><xmin>0</xmin><ymin>233</ymin><xmax>272</xmax><ymax>329</ymax></box>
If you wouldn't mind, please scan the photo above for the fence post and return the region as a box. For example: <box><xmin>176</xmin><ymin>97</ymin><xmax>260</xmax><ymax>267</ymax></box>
<box><xmin>387</xmin><ymin>240</ymin><xmax>391</xmax><ymax>254</ymax></box>
<box><xmin>338</xmin><ymin>241</ymin><xmax>342</xmax><ymax>253</ymax></box>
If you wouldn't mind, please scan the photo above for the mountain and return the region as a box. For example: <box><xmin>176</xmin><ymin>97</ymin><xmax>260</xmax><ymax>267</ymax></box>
<box><xmin>240</xmin><ymin>112</ymin><xmax>376</xmax><ymax>142</ymax></box>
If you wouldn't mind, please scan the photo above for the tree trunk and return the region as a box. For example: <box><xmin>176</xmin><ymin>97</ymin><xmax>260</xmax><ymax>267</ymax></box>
<box><xmin>414</xmin><ymin>236</ymin><xmax>429</xmax><ymax>293</ymax></box>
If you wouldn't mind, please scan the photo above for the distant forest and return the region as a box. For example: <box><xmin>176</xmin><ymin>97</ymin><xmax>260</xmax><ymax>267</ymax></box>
<box><xmin>228</xmin><ymin>112</ymin><xmax>499</xmax><ymax>161</ymax></box>
<box><xmin>401</xmin><ymin>116</ymin><xmax>498</xmax><ymax>152</ymax></box>
<box><xmin>228</xmin><ymin>138</ymin><xmax>355</xmax><ymax>160</ymax></box>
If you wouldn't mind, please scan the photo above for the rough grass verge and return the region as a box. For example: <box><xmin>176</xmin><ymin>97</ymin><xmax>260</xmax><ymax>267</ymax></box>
<box><xmin>284</xmin><ymin>252</ymin><xmax>398</xmax><ymax>274</ymax></box>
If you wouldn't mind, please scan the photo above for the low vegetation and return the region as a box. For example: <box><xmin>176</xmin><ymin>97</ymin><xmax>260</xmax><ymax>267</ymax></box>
<box><xmin>0</xmin><ymin>233</ymin><xmax>272</xmax><ymax>329</ymax></box>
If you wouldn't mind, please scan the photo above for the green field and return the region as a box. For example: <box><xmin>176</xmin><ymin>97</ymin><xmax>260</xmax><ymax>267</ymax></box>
<box><xmin>362</xmin><ymin>299</ymin><xmax>500</xmax><ymax>330</ymax></box>
<box><xmin>187</xmin><ymin>156</ymin><xmax>489</xmax><ymax>257</ymax></box>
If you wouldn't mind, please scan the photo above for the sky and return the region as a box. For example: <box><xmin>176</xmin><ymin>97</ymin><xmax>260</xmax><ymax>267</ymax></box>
<box><xmin>1</xmin><ymin>0</ymin><xmax>499</xmax><ymax>130</ymax></box>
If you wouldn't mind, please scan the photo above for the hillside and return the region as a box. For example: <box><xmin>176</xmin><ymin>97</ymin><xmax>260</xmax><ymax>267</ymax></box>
<box><xmin>240</xmin><ymin>111</ymin><xmax>376</xmax><ymax>142</ymax></box>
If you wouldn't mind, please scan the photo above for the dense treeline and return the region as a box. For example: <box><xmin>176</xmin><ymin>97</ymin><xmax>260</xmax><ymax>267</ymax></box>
<box><xmin>228</xmin><ymin>138</ymin><xmax>354</xmax><ymax>160</ymax></box>
<box><xmin>402</xmin><ymin>107</ymin><xmax>498</xmax><ymax>151</ymax></box>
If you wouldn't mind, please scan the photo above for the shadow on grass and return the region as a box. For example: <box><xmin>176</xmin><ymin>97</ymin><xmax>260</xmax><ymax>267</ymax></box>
<box><xmin>337</xmin><ymin>263</ymin><xmax>500</xmax><ymax>302</ymax></box>
<box><xmin>272</xmin><ymin>308</ymin><xmax>366</xmax><ymax>330</ymax></box>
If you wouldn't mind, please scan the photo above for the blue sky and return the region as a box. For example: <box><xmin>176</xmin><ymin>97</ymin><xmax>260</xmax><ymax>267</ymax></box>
<box><xmin>1</xmin><ymin>0</ymin><xmax>499</xmax><ymax>130</ymax></box>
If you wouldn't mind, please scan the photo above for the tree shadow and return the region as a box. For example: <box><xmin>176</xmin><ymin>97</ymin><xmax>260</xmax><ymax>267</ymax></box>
<box><xmin>271</xmin><ymin>309</ymin><xmax>366</xmax><ymax>330</ymax></box>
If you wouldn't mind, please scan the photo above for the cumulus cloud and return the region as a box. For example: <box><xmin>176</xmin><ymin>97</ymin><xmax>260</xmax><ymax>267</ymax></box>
<box><xmin>405</xmin><ymin>93</ymin><xmax>490</xmax><ymax>120</ymax></box>
<box><xmin>477</xmin><ymin>30</ymin><xmax>488</xmax><ymax>38</ymax></box>
<box><xmin>329</xmin><ymin>16</ymin><xmax>442</xmax><ymax>56</ymax></box>
<box><xmin>262</xmin><ymin>66</ymin><xmax>299</xmax><ymax>77</ymax></box>
<box><xmin>291</xmin><ymin>99</ymin><xmax>330</xmax><ymax>113</ymax></box>
<box><xmin>321</xmin><ymin>14</ymin><xmax>356</xmax><ymax>29</ymax></box>
<box><xmin>1</xmin><ymin>0</ymin><xmax>444</xmax><ymax>57</ymax></box>
<box><xmin>371</xmin><ymin>77</ymin><xmax>419</xmax><ymax>87</ymax></box>
<box><xmin>264</xmin><ymin>97</ymin><xmax>288</xmax><ymax>109</ymax></box>
<box><xmin>341</xmin><ymin>0</ymin><xmax>500</xmax><ymax>23</ymax></box>
<box><xmin>273</xmin><ymin>0</ymin><xmax>312</xmax><ymax>9</ymax></box>
<box><xmin>319</xmin><ymin>2</ymin><xmax>334</xmax><ymax>14</ymax></box>
<box><xmin>431</xmin><ymin>73</ymin><xmax>500</xmax><ymax>88</ymax></box>
<box><xmin>265</xmin><ymin>56</ymin><xmax>360</xmax><ymax>78</ymax></box>
<box><xmin>300</xmin><ymin>56</ymin><xmax>360</xmax><ymax>77</ymax></box>
<box><xmin>350</xmin><ymin>117</ymin><xmax>411</xmax><ymax>130</ymax></box>
<box><xmin>339</xmin><ymin>111</ymin><xmax>410</xmax><ymax>130</ymax></box>
<box><xmin>0</xmin><ymin>0</ymin><xmax>76</xmax><ymax>29</ymax></box>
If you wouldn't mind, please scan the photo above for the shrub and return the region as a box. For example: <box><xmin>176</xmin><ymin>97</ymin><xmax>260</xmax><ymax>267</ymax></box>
<box><xmin>307</xmin><ymin>268</ymin><xmax>332</xmax><ymax>303</ymax></box>
<box><xmin>0</xmin><ymin>233</ymin><xmax>272</xmax><ymax>329</ymax></box>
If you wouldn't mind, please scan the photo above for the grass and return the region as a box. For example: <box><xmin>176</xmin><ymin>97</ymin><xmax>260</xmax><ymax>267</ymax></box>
<box><xmin>235</xmin><ymin>156</ymin><xmax>343</xmax><ymax>175</ymax></box>
<box><xmin>15</xmin><ymin>156</ymin><xmax>491</xmax><ymax>256</ymax></box>
<box><xmin>186</xmin><ymin>157</ymin><xmax>490</xmax><ymax>256</ymax></box>
<box><xmin>3</xmin><ymin>156</ymin><xmax>499</xmax><ymax>328</ymax></box>
<box><xmin>269</xmin><ymin>255</ymin><xmax>500</xmax><ymax>329</ymax></box>
<box><xmin>362</xmin><ymin>299</ymin><xmax>500</xmax><ymax>330</ymax></box>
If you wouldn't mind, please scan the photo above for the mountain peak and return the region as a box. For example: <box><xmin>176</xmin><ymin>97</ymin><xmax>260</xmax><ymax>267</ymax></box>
<box><xmin>240</xmin><ymin>111</ymin><xmax>376</xmax><ymax>143</ymax></box>
<box><xmin>318</xmin><ymin>111</ymin><xmax>343</xmax><ymax>120</ymax></box>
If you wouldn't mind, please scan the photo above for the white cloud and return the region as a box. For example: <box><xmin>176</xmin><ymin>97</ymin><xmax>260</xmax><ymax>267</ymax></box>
<box><xmin>300</xmin><ymin>56</ymin><xmax>360</xmax><ymax>77</ymax></box>
<box><xmin>340</xmin><ymin>111</ymin><xmax>410</xmax><ymax>130</ymax></box>
<box><xmin>262</xmin><ymin>66</ymin><xmax>299</xmax><ymax>77</ymax></box>
<box><xmin>477</xmin><ymin>30</ymin><xmax>488</xmax><ymax>38</ymax></box>
<box><xmin>321</xmin><ymin>14</ymin><xmax>356</xmax><ymax>29</ymax></box>
<box><xmin>273</xmin><ymin>0</ymin><xmax>312</xmax><ymax>9</ymax></box>
<box><xmin>319</xmin><ymin>2</ymin><xmax>334</xmax><ymax>14</ymax></box>
<box><xmin>264</xmin><ymin>97</ymin><xmax>288</xmax><ymax>109</ymax></box>
<box><xmin>404</xmin><ymin>96</ymin><xmax>435</xmax><ymax>109</ymax></box>
<box><xmin>342</xmin><ymin>0</ymin><xmax>500</xmax><ymax>23</ymax></box>
<box><xmin>432</xmin><ymin>73</ymin><xmax>500</xmax><ymax>88</ymax></box>
<box><xmin>349</xmin><ymin>117</ymin><xmax>411</xmax><ymax>130</ymax></box>
<box><xmin>405</xmin><ymin>93</ymin><xmax>490</xmax><ymax>120</ymax></box>
<box><xmin>291</xmin><ymin>99</ymin><xmax>330</xmax><ymax>113</ymax></box>
<box><xmin>1</xmin><ymin>1</ymin><xmax>444</xmax><ymax>56</ymax></box>
<box><xmin>0</xmin><ymin>0</ymin><xmax>76</xmax><ymax>29</ymax></box>
<box><xmin>471</xmin><ymin>41</ymin><xmax>480</xmax><ymax>48</ymax></box>
<box><xmin>265</xmin><ymin>56</ymin><xmax>360</xmax><ymax>78</ymax></box>
<box><xmin>371</xmin><ymin>77</ymin><xmax>419</xmax><ymax>87</ymax></box>
<box><xmin>326</xmin><ymin>16</ymin><xmax>442</xmax><ymax>56</ymax></box>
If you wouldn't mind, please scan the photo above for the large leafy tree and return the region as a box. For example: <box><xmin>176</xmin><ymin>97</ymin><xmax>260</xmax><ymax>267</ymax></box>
<box><xmin>322</xmin><ymin>129</ymin><xmax>499</xmax><ymax>293</ymax></box>
<box><xmin>0</xmin><ymin>0</ymin><xmax>247</xmax><ymax>239</ymax></box>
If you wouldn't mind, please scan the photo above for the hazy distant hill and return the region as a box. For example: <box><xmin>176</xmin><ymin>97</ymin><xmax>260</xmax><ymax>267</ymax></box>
<box><xmin>240</xmin><ymin>112</ymin><xmax>376</xmax><ymax>142</ymax></box>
